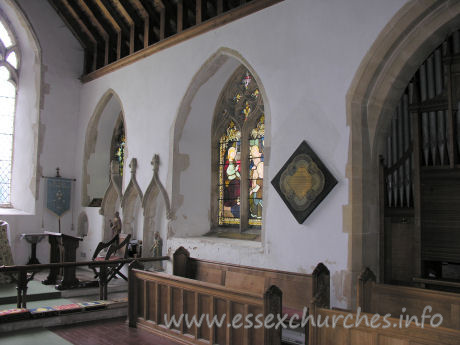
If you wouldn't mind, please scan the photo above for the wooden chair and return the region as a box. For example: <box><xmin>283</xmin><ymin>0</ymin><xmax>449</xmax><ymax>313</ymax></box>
<box><xmin>91</xmin><ymin>233</ymin><xmax>131</xmax><ymax>283</ymax></box>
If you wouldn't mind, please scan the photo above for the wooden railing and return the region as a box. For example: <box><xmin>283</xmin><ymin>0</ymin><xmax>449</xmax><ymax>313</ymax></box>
<box><xmin>0</xmin><ymin>256</ymin><xmax>169</xmax><ymax>308</ymax></box>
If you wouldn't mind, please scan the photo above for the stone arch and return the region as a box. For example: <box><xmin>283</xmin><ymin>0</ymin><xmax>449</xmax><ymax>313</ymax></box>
<box><xmin>121</xmin><ymin>158</ymin><xmax>143</xmax><ymax>240</ymax></box>
<box><xmin>142</xmin><ymin>154</ymin><xmax>171</xmax><ymax>257</ymax></box>
<box><xmin>169</xmin><ymin>47</ymin><xmax>271</xmax><ymax>238</ymax></box>
<box><xmin>346</xmin><ymin>0</ymin><xmax>460</xmax><ymax>306</ymax></box>
<box><xmin>100</xmin><ymin>161</ymin><xmax>122</xmax><ymax>241</ymax></box>
<box><xmin>82</xmin><ymin>89</ymin><xmax>127</xmax><ymax>207</ymax></box>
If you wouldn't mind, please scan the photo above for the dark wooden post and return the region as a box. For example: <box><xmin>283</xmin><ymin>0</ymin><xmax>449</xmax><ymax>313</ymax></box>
<box><xmin>16</xmin><ymin>269</ymin><xmax>28</xmax><ymax>308</ymax></box>
<box><xmin>128</xmin><ymin>260</ymin><xmax>144</xmax><ymax>328</ymax></box>
<box><xmin>43</xmin><ymin>235</ymin><xmax>60</xmax><ymax>285</ymax></box>
<box><xmin>58</xmin><ymin>234</ymin><xmax>81</xmax><ymax>290</ymax></box>
<box><xmin>173</xmin><ymin>246</ymin><xmax>190</xmax><ymax>277</ymax></box>
<box><xmin>264</xmin><ymin>285</ymin><xmax>282</xmax><ymax>345</ymax></box>
<box><xmin>99</xmin><ymin>265</ymin><xmax>108</xmax><ymax>300</ymax></box>
<box><xmin>357</xmin><ymin>267</ymin><xmax>376</xmax><ymax>312</ymax></box>
<box><xmin>312</xmin><ymin>262</ymin><xmax>330</xmax><ymax>308</ymax></box>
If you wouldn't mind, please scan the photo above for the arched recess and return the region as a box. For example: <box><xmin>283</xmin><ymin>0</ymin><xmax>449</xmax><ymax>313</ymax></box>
<box><xmin>346</xmin><ymin>0</ymin><xmax>460</xmax><ymax>306</ymax></box>
<box><xmin>100</xmin><ymin>161</ymin><xmax>122</xmax><ymax>241</ymax></box>
<box><xmin>121</xmin><ymin>158</ymin><xmax>143</xmax><ymax>241</ymax></box>
<box><xmin>142</xmin><ymin>154</ymin><xmax>171</xmax><ymax>257</ymax></box>
<box><xmin>169</xmin><ymin>47</ymin><xmax>270</xmax><ymax>239</ymax></box>
<box><xmin>82</xmin><ymin>89</ymin><xmax>127</xmax><ymax>207</ymax></box>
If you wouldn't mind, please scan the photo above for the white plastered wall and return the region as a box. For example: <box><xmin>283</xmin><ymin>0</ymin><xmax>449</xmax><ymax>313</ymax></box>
<box><xmin>0</xmin><ymin>0</ymin><xmax>82</xmax><ymax>265</ymax></box>
<box><xmin>72</xmin><ymin>0</ymin><xmax>407</xmax><ymax>309</ymax></box>
<box><xmin>0</xmin><ymin>0</ymin><xmax>410</xmax><ymax>309</ymax></box>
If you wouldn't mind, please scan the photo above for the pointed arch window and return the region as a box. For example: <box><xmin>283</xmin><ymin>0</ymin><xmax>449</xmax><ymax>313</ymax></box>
<box><xmin>213</xmin><ymin>67</ymin><xmax>265</xmax><ymax>234</ymax></box>
<box><xmin>0</xmin><ymin>19</ymin><xmax>19</xmax><ymax>206</ymax></box>
<box><xmin>111</xmin><ymin>115</ymin><xmax>126</xmax><ymax>177</ymax></box>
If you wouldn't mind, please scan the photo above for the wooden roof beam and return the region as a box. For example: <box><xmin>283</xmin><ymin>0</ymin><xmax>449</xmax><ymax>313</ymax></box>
<box><xmin>128</xmin><ymin>0</ymin><xmax>151</xmax><ymax>48</ymax></box>
<box><xmin>77</xmin><ymin>0</ymin><xmax>110</xmax><ymax>65</ymax></box>
<box><xmin>117</xmin><ymin>0</ymin><xmax>148</xmax><ymax>50</ymax></box>
<box><xmin>88</xmin><ymin>0</ymin><xmax>124</xmax><ymax>61</ymax></box>
<box><xmin>217</xmin><ymin>0</ymin><xmax>223</xmax><ymax>14</ymax></box>
<box><xmin>138</xmin><ymin>0</ymin><xmax>163</xmax><ymax>43</ymax></box>
<box><xmin>155</xmin><ymin>0</ymin><xmax>178</xmax><ymax>37</ymax></box>
<box><xmin>49</xmin><ymin>0</ymin><xmax>98</xmax><ymax>72</ymax></box>
<box><xmin>100</xmin><ymin>0</ymin><xmax>134</xmax><ymax>56</ymax></box>
<box><xmin>196</xmin><ymin>0</ymin><xmax>206</xmax><ymax>24</ymax></box>
<box><xmin>177</xmin><ymin>0</ymin><xmax>194</xmax><ymax>32</ymax></box>
<box><xmin>66</xmin><ymin>0</ymin><xmax>106</xmax><ymax>68</ymax></box>
<box><xmin>109</xmin><ymin>0</ymin><xmax>136</xmax><ymax>54</ymax></box>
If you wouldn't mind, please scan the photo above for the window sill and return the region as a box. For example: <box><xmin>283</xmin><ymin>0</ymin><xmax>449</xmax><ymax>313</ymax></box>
<box><xmin>0</xmin><ymin>207</ymin><xmax>32</xmax><ymax>215</ymax></box>
<box><xmin>168</xmin><ymin>235</ymin><xmax>263</xmax><ymax>250</ymax></box>
<box><xmin>204</xmin><ymin>230</ymin><xmax>261</xmax><ymax>241</ymax></box>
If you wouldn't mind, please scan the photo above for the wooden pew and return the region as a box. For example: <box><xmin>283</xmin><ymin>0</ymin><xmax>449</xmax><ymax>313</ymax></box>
<box><xmin>308</xmin><ymin>305</ymin><xmax>460</xmax><ymax>345</ymax></box>
<box><xmin>357</xmin><ymin>268</ymin><xmax>460</xmax><ymax>330</ymax></box>
<box><xmin>128</xmin><ymin>261</ymin><xmax>282</xmax><ymax>345</ymax></box>
<box><xmin>128</xmin><ymin>247</ymin><xmax>330</xmax><ymax>345</ymax></box>
<box><xmin>173</xmin><ymin>246</ymin><xmax>330</xmax><ymax>316</ymax></box>
<box><xmin>172</xmin><ymin>247</ymin><xmax>329</xmax><ymax>344</ymax></box>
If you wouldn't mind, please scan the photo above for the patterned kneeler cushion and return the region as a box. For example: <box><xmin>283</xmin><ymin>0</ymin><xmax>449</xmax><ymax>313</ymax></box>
<box><xmin>29</xmin><ymin>306</ymin><xmax>58</xmax><ymax>318</ymax></box>
<box><xmin>77</xmin><ymin>301</ymin><xmax>107</xmax><ymax>311</ymax></box>
<box><xmin>0</xmin><ymin>308</ymin><xmax>30</xmax><ymax>322</ymax></box>
<box><xmin>52</xmin><ymin>303</ymin><xmax>83</xmax><ymax>314</ymax></box>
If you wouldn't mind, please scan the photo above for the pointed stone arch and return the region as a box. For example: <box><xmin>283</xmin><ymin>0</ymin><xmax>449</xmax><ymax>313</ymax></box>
<box><xmin>142</xmin><ymin>154</ymin><xmax>171</xmax><ymax>257</ymax></box>
<box><xmin>169</xmin><ymin>47</ymin><xmax>271</xmax><ymax>238</ymax></box>
<box><xmin>100</xmin><ymin>161</ymin><xmax>123</xmax><ymax>241</ymax></box>
<box><xmin>82</xmin><ymin>89</ymin><xmax>127</xmax><ymax>207</ymax></box>
<box><xmin>121</xmin><ymin>158</ymin><xmax>143</xmax><ymax>240</ymax></box>
<box><xmin>346</xmin><ymin>0</ymin><xmax>460</xmax><ymax>307</ymax></box>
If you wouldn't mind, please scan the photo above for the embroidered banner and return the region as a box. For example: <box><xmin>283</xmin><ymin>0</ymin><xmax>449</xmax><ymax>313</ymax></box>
<box><xmin>46</xmin><ymin>177</ymin><xmax>72</xmax><ymax>217</ymax></box>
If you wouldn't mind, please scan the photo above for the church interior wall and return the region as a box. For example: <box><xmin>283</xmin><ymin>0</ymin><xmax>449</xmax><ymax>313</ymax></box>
<box><xmin>0</xmin><ymin>0</ymin><xmax>83</xmax><ymax>265</ymax></box>
<box><xmin>1</xmin><ymin>0</ymin><xmax>409</xmax><ymax>310</ymax></box>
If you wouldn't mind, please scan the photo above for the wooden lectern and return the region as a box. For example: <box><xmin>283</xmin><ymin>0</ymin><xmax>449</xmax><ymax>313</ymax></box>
<box><xmin>42</xmin><ymin>231</ymin><xmax>83</xmax><ymax>290</ymax></box>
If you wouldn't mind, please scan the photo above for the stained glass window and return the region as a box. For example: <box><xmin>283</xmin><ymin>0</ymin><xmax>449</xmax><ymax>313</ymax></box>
<box><xmin>0</xmin><ymin>20</ymin><xmax>18</xmax><ymax>206</ymax></box>
<box><xmin>248</xmin><ymin>115</ymin><xmax>264</xmax><ymax>227</ymax></box>
<box><xmin>111</xmin><ymin>118</ymin><xmax>125</xmax><ymax>176</ymax></box>
<box><xmin>218</xmin><ymin>121</ymin><xmax>241</xmax><ymax>225</ymax></box>
<box><xmin>214</xmin><ymin>67</ymin><xmax>264</xmax><ymax>231</ymax></box>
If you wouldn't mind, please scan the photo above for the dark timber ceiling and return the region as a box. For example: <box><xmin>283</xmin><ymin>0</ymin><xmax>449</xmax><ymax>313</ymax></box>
<box><xmin>47</xmin><ymin>0</ymin><xmax>259</xmax><ymax>76</ymax></box>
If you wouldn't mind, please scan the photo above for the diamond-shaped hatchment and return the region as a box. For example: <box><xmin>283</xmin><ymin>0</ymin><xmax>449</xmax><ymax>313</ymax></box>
<box><xmin>271</xmin><ymin>141</ymin><xmax>337</xmax><ymax>224</ymax></box>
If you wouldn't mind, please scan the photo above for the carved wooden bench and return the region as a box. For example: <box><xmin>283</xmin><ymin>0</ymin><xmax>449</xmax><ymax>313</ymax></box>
<box><xmin>306</xmin><ymin>268</ymin><xmax>460</xmax><ymax>344</ymax></box>
<box><xmin>127</xmin><ymin>247</ymin><xmax>330</xmax><ymax>344</ymax></box>
<box><xmin>358</xmin><ymin>268</ymin><xmax>460</xmax><ymax>330</ymax></box>
<box><xmin>308</xmin><ymin>305</ymin><xmax>460</xmax><ymax>345</ymax></box>
<box><xmin>173</xmin><ymin>246</ymin><xmax>330</xmax><ymax>317</ymax></box>
<box><xmin>129</xmin><ymin>262</ymin><xmax>282</xmax><ymax>345</ymax></box>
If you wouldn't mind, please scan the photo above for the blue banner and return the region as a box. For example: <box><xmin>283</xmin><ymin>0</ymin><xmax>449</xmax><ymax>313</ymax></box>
<box><xmin>46</xmin><ymin>177</ymin><xmax>72</xmax><ymax>217</ymax></box>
